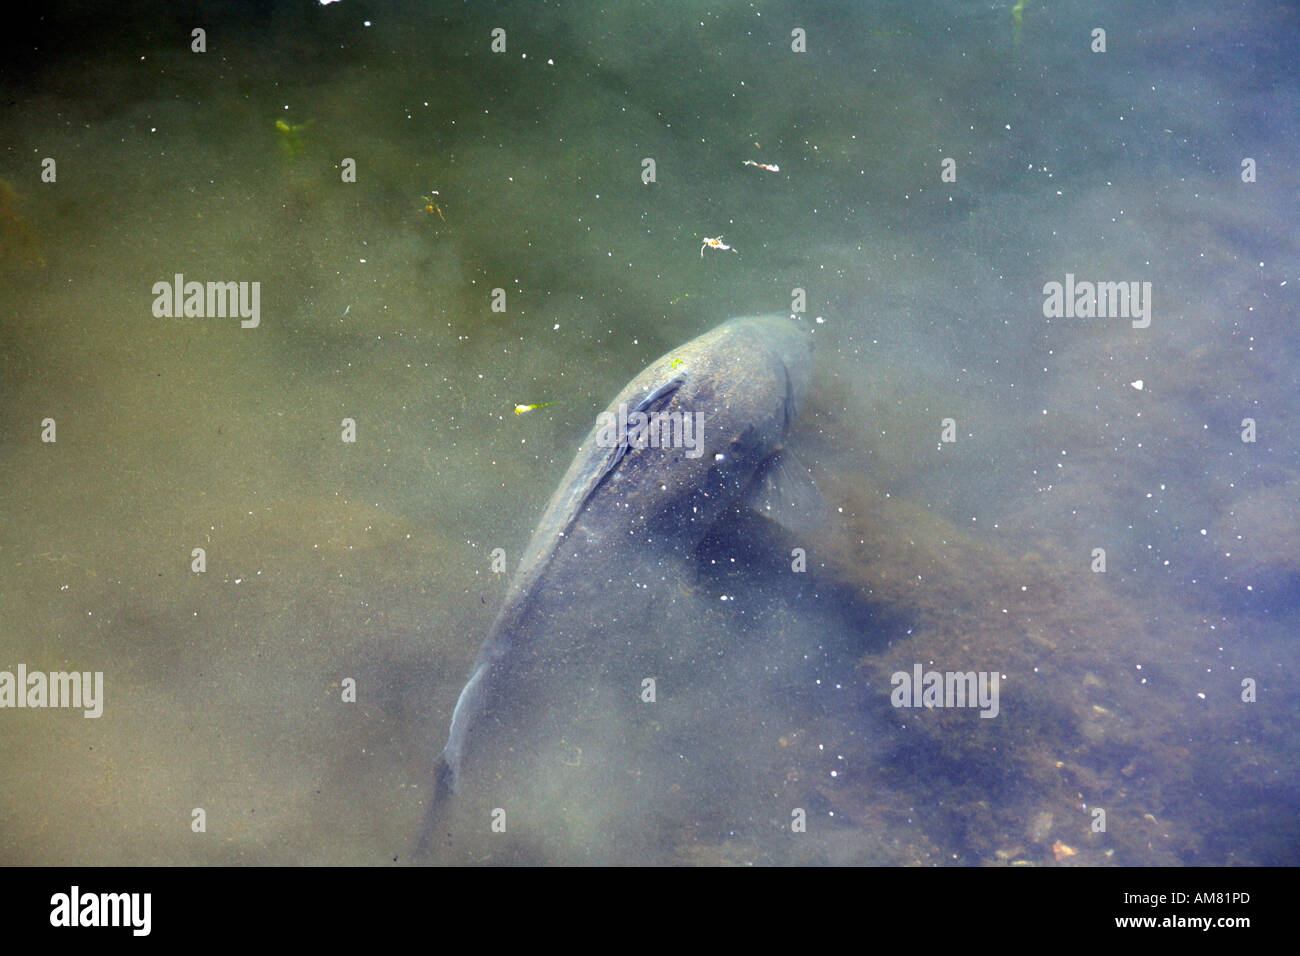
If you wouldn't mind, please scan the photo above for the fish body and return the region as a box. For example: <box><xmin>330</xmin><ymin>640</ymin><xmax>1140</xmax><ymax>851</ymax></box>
<box><xmin>422</xmin><ymin>315</ymin><xmax>815</xmax><ymax>841</ymax></box>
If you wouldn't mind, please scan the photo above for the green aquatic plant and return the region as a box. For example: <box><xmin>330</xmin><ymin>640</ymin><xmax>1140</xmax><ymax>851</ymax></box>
<box><xmin>1011</xmin><ymin>0</ymin><xmax>1030</xmax><ymax>49</ymax></box>
<box><xmin>274</xmin><ymin>118</ymin><xmax>313</xmax><ymax>159</ymax></box>
<box><xmin>514</xmin><ymin>401</ymin><xmax>557</xmax><ymax>416</ymax></box>
<box><xmin>0</xmin><ymin>177</ymin><xmax>47</xmax><ymax>269</ymax></box>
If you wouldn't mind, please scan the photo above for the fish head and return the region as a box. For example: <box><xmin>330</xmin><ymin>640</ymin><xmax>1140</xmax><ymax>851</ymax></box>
<box><xmin>722</xmin><ymin>314</ymin><xmax>814</xmax><ymax>431</ymax></box>
<box><xmin>615</xmin><ymin>314</ymin><xmax>816</xmax><ymax>533</ymax></box>
<box><xmin>524</xmin><ymin>314</ymin><xmax>817</xmax><ymax>561</ymax></box>
<box><xmin>675</xmin><ymin>314</ymin><xmax>813</xmax><ymax>444</ymax></box>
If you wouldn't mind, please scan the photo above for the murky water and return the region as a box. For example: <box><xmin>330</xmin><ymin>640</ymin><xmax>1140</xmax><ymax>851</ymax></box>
<box><xmin>1</xmin><ymin>0</ymin><xmax>1296</xmax><ymax>865</ymax></box>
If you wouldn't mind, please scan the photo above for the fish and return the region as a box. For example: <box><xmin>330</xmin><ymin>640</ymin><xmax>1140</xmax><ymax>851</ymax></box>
<box><xmin>418</xmin><ymin>314</ymin><xmax>818</xmax><ymax>850</ymax></box>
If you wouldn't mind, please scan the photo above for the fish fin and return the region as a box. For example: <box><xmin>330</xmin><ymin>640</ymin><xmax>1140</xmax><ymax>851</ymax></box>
<box><xmin>746</xmin><ymin>448</ymin><xmax>827</xmax><ymax>537</ymax></box>
<box><xmin>587</xmin><ymin>376</ymin><xmax>686</xmax><ymax>490</ymax></box>
<box><xmin>521</xmin><ymin>376</ymin><xmax>688</xmax><ymax>573</ymax></box>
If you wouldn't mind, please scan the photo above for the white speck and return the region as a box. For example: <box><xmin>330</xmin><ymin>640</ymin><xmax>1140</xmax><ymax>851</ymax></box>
<box><xmin>1130</xmin><ymin>380</ymin><xmax>1144</xmax><ymax>390</ymax></box>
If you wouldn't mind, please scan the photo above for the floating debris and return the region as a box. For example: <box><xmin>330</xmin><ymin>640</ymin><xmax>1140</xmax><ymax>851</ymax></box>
<box><xmin>422</xmin><ymin>191</ymin><xmax>445</xmax><ymax>221</ymax></box>
<box><xmin>700</xmin><ymin>235</ymin><xmax>737</xmax><ymax>257</ymax></box>
<box><xmin>742</xmin><ymin>160</ymin><xmax>780</xmax><ymax>173</ymax></box>
<box><xmin>514</xmin><ymin>401</ymin><xmax>557</xmax><ymax>416</ymax></box>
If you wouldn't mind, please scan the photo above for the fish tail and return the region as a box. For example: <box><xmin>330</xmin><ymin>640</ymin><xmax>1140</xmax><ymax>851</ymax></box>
<box><xmin>433</xmin><ymin>751</ymin><xmax>457</xmax><ymax>804</ymax></box>
<box><xmin>413</xmin><ymin>658</ymin><xmax>491</xmax><ymax>858</ymax></box>
<box><xmin>412</xmin><ymin>753</ymin><xmax>457</xmax><ymax>859</ymax></box>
